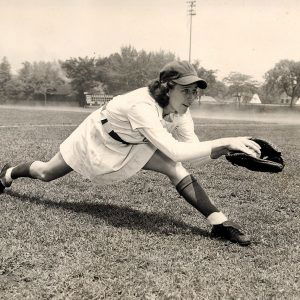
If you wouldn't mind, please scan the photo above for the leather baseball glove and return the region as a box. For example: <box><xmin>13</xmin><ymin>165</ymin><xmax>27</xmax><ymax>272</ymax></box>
<box><xmin>225</xmin><ymin>138</ymin><xmax>284</xmax><ymax>173</ymax></box>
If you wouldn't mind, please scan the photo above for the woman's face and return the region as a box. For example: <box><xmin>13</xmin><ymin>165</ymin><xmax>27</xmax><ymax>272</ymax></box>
<box><xmin>167</xmin><ymin>83</ymin><xmax>199</xmax><ymax>115</ymax></box>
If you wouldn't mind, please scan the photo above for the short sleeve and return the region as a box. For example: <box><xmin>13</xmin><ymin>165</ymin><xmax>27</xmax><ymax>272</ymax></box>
<box><xmin>127</xmin><ymin>102</ymin><xmax>162</xmax><ymax>130</ymax></box>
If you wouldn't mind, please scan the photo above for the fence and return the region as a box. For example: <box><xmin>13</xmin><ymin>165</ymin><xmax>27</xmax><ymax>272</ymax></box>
<box><xmin>85</xmin><ymin>94</ymin><xmax>114</xmax><ymax>107</ymax></box>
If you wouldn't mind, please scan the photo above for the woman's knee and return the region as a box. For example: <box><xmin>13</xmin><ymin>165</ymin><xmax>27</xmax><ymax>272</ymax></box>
<box><xmin>166</xmin><ymin>162</ymin><xmax>190</xmax><ymax>184</ymax></box>
<box><xmin>30</xmin><ymin>152</ymin><xmax>72</xmax><ymax>182</ymax></box>
<box><xmin>30</xmin><ymin>161</ymin><xmax>55</xmax><ymax>182</ymax></box>
<box><xmin>143</xmin><ymin>150</ymin><xmax>189</xmax><ymax>185</ymax></box>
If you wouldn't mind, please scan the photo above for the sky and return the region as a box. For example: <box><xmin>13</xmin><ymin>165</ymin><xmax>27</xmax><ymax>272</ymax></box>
<box><xmin>1</xmin><ymin>0</ymin><xmax>300</xmax><ymax>82</ymax></box>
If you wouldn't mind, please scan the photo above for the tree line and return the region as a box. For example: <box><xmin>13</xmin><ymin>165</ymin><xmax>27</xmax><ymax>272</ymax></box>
<box><xmin>0</xmin><ymin>46</ymin><xmax>299</xmax><ymax>107</ymax></box>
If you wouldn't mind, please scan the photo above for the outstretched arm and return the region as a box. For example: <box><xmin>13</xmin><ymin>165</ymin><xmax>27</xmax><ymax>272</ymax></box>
<box><xmin>128</xmin><ymin>103</ymin><xmax>261</xmax><ymax>162</ymax></box>
<box><xmin>139</xmin><ymin>126</ymin><xmax>260</xmax><ymax>162</ymax></box>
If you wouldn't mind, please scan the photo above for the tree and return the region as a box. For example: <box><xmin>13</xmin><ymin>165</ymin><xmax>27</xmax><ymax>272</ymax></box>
<box><xmin>145</xmin><ymin>49</ymin><xmax>177</xmax><ymax>81</ymax></box>
<box><xmin>210</xmin><ymin>81</ymin><xmax>229</xmax><ymax>100</ymax></box>
<box><xmin>17</xmin><ymin>61</ymin><xmax>64</xmax><ymax>103</ymax></box>
<box><xmin>96</xmin><ymin>46</ymin><xmax>148</xmax><ymax>95</ymax></box>
<box><xmin>96</xmin><ymin>46</ymin><xmax>176</xmax><ymax>95</ymax></box>
<box><xmin>16</xmin><ymin>62</ymin><xmax>35</xmax><ymax>99</ymax></box>
<box><xmin>193</xmin><ymin>61</ymin><xmax>216</xmax><ymax>85</ymax></box>
<box><xmin>107</xmin><ymin>46</ymin><xmax>140</xmax><ymax>94</ymax></box>
<box><xmin>4</xmin><ymin>76</ymin><xmax>27</xmax><ymax>100</ymax></box>
<box><xmin>31</xmin><ymin>61</ymin><xmax>65</xmax><ymax>104</ymax></box>
<box><xmin>60</xmin><ymin>57</ymin><xmax>99</xmax><ymax>107</ymax></box>
<box><xmin>0</xmin><ymin>57</ymin><xmax>12</xmax><ymax>101</ymax></box>
<box><xmin>192</xmin><ymin>61</ymin><xmax>222</xmax><ymax>98</ymax></box>
<box><xmin>223</xmin><ymin>72</ymin><xmax>259</xmax><ymax>104</ymax></box>
<box><xmin>264</xmin><ymin>59</ymin><xmax>300</xmax><ymax>107</ymax></box>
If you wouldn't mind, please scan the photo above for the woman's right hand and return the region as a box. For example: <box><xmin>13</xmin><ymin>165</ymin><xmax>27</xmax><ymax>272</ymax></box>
<box><xmin>211</xmin><ymin>137</ymin><xmax>261</xmax><ymax>159</ymax></box>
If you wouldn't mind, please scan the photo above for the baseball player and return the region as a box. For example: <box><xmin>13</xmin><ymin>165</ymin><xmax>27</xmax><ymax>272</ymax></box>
<box><xmin>0</xmin><ymin>61</ymin><xmax>261</xmax><ymax>246</ymax></box>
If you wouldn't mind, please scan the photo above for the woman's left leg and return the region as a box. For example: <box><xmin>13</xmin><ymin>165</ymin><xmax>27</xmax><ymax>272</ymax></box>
<box><xmin>143</xmin><ymin>150</ymin><xmax>251</xmax><ymax>246</ymax></box>
<box><xmin>0</xmin><ymin>152</ymin><xmax>73</xmax><ymax>193</ymax></box>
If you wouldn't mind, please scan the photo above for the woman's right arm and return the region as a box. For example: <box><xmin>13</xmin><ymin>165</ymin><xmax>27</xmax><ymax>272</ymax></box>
<box><xmin>139</xmin><ymin>126</ymin><xmax>213</xmax><ymax>161</ymax></box>
<box><xmin>139</xmin><ymin>127</ymin><xmax>260</xmax><ymax>162</ymax></box>
<box><xmin>210</xmin><ymin>137</ymin><xmax>261</xmax><ymax>159</ymax></box>
<box><xmin>128</xmin><ymin>103</ymin><xmax>260</xmax><ymax>162</ymax></box>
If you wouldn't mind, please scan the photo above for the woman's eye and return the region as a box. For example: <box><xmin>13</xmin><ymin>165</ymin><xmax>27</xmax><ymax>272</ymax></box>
<box><xmin>183</xmin><ymin>89</ymin><xmax>197</xmax><ymax>95</ymax></box>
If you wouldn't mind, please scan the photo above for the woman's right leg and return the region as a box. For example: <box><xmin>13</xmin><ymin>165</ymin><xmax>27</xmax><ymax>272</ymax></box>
<box><xmin>143</xmin><ymin>150</ymin><xmax>251</xmax><ymax>246</ymax></box>
<box><xmin>143</xmin><ymin>149</ymin><xmax>227</xmax><ymax>222</ymax></box>
<box><xmin>0</xmin><ymin>151</ymin><xmax>73</xmax><ymax>192</ymax></box>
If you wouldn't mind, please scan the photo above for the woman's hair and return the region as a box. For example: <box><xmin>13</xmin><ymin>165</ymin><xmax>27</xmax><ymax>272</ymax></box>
<box><xmin>148</xmin><ymin>80</ymin><xmax>176</xmax><ymax>108</ymax></box>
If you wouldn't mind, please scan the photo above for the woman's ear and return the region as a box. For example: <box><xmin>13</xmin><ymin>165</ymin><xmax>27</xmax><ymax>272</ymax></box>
<box><xmin>167</xmin><ymin>81</ymin><xmax>176</xmax><ymax>89</ymax></box>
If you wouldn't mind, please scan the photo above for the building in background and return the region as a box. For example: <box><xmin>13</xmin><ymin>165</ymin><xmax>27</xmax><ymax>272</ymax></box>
<box><xmin>84</xmin><ymin>93</ymin><xmax>113</xmax><ymax>107</ymax></box>
<box><xmin>249</xmin><ymin>94</ymin><xmax>261</xmax><ymax>104</ymax></box>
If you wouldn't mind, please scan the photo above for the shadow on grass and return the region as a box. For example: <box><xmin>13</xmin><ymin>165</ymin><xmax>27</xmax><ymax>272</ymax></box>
<box><xmin>7</xmin><ymin>191</ymin><xmax>209</xmax><ymax>238</ymax></box>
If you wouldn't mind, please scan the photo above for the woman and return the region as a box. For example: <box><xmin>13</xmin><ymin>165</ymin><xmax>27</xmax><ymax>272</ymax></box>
<box><xmin>0</xmin><ymin>61</ymin><xmax>260</xmax><ymax>246</ymax></box>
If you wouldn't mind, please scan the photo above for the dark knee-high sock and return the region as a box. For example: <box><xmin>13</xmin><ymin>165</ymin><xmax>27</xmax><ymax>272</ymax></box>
<box><xmin>1</xmin><ymin>162</ymin><xmax>35</xmax><ymax>188</ymax></box>
<box><xmin>176</xmin><ymin>175</ymin><xmax>227</xmax><ymax>225</ymax></box>
<box><xmin>11</xmin><ymin>162</ymin><xmax>35</xmax><ymax>179</ymax></box>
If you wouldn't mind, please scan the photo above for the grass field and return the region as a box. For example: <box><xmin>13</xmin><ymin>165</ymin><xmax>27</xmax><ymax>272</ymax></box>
<box><xmin>0</xmin><ymin>106</ymin><xmax>299</xmax><ymax>299</ymax></box>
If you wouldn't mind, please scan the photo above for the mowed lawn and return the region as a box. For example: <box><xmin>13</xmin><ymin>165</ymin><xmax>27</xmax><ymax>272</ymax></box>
<box><xmin>0</xmin><ymin>106</ymin><xmax>299</xmax><ymax>300</ymax></box>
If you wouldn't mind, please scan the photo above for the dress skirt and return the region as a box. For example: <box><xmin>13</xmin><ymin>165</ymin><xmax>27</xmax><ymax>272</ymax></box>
<box><xmin>60</xmin><ymin>107</ymin><xmax>157</xmax><ymax>185</ymax></box>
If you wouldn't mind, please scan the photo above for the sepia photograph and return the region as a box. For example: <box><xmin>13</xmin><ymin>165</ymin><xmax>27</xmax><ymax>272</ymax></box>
<box><xmin>0</xmin><ymin>0</ymin><xmax>299</xmax><ymax>299</ymax></box>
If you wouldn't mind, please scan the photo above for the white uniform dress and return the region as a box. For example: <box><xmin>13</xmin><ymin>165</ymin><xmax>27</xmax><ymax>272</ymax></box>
<box><xmin>60</xmin><ymin>87</ymin><xmax>213</xmax><ymax>185</ymax></box>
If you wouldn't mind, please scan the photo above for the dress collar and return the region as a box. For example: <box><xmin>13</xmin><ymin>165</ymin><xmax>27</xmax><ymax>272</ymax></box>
<box><xmin>145</xmin><ymin>87</ymin><xmax>178</xmax><ymax>122</ymax></box>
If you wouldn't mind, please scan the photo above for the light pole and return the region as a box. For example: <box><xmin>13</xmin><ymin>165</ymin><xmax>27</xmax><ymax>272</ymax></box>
<box><xmin>187</xmin><ymin>1</ymin><xmax>196</xmax><ymax>63</ymax></box>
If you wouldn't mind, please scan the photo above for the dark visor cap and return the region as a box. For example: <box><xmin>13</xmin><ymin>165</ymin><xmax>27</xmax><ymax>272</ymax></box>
<box><xmin>159</xmin><ymin>60</ymin><xmax>207</xmax><ymax>89</ymax></box>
